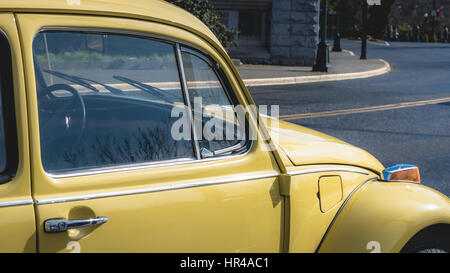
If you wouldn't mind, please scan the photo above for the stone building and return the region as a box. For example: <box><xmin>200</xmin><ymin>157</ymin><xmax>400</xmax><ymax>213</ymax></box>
<box><xmin>211</xmin><ymin>0</ymin><xmax>320</xmax><ymax>66</ymax></box>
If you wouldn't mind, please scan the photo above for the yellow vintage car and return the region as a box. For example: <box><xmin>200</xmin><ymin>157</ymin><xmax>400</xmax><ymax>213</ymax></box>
<box><xmin>0</xmin><ymin>0</ymin><xmax>448</xmax><ymax>253</ymax></box>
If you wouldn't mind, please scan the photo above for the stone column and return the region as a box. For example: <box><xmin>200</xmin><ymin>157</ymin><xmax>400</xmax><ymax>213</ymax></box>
<box><xmin>270</xmin><ymin>0</ymin><xmax>320</xmax><ymax>66</ymax></box>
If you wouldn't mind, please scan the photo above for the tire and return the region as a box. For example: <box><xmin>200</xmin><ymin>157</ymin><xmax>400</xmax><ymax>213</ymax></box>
<box><xmin>401</xmin><ymin>224</ymin><xmax>450</xmax><ymax>253</ymax></box>
<box><xmin>416</xmin><ymin>248</ymin><xmax>447</xmax><ymax>253</ymax></box>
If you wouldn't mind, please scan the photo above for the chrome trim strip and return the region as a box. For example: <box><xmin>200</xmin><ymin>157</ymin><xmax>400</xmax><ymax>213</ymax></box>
<box><xmin>379</xmin><ymin>179</ymin><xmax>421</xmax><ymax>185</ymax></box>
<box><xmin>46</xmin><ymin>157</ymin><xmax>194</xmax><ymax>179</ymax></box>
<box><xmin>286</xmin><ymin>167</ymin><xmax>371</xmax><ymax>176</ymax></box>
<box><xmin>0</xmin><ymin>199</ymin><xmax>33</xmax><ymax>208</ymax></box>
<box><xmin>36</xmin><ymin>171</ymin><xmax>278</xmax><ymax>205</ymax></box>
<box><xmin>315</xmin><ymin>177</ymin><xmax>378</xmax><ymax>253</ymax></box>
<box><xmin>45</xmin><ymin>140</ymin><xmax>253</xmax><ymax>179</ymax></box>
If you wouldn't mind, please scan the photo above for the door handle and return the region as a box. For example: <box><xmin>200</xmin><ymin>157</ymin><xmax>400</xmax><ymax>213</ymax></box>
<box><xmin>44</xmin><ymin>216</ymin><xmax>108</xmax><ymax>233</ymax></box>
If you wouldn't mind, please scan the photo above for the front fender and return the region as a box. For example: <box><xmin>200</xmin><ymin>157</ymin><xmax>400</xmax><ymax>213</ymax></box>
<box><xmin>317</xmin><ymin>180</ymin><xmax>450</xmax><ymax>253</ymax></box>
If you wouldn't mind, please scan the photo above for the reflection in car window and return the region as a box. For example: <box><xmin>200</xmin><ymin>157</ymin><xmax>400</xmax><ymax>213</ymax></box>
<box><xmin>33</xmin><ymin>31</ymin><xmax>195</xmax><ymax>173</ymax></box>
<box><xmin>0</xmin><ymin>81</ymin><xmax>6</xmax><ymax>172</ymax></box>
<box><xmin>182</xmin><ymin>51</ymin><xmax>246</xmax><ymax>157</ymax></box>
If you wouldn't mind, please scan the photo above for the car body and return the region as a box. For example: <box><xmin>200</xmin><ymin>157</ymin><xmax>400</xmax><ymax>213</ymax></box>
<box><xmin>0</xmin><ymin>0</ymin><xmax>448</xmax><ymax>253</ymax></box>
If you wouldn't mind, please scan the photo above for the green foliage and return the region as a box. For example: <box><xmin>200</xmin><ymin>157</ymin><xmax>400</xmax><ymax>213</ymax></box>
<box><xmin>166</xmin><ymin>0</ymin><xmax>237</xmax><ymax>49</ymax></box>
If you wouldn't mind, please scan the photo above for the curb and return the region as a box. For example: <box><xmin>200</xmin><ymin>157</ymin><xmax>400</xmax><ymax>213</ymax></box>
<box><xmin>242</xmin><ymin>58</ymin><xmax>391</xmax><ymax>87</ymax></box>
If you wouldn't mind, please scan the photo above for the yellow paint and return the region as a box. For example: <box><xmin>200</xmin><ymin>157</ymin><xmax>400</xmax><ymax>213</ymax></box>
<box><xmin>319</xmin><ymin>181</ymin><xmax>450</xmax><ymax>253</ymax></box>
<box><xmin>0</xmin><ymin>13</ymin><xmax>36</xmax><ymax>253</ymax></box>
<box><xmin>17</xmin><ymin>13</ymin><xmax>283</xmax><ymax>253</ymax></box>
<box><xmin>0</xmin><ymin>0</ymin><xmax>221</xmax><ymax>48</ymax></box>
<box><xmin>36</xmin><ymin>177</ymin><xmax>283</xmax><ymax>253</ymax></box>
<box><xmin>262</xmin><ymin>117</ymin><xmax>385</xmax><ymax>174</ymax></box>
<box><xmin>282</xmin><ymin>169</ymin><xmax>377</xmax><ymax>252</ymax></box>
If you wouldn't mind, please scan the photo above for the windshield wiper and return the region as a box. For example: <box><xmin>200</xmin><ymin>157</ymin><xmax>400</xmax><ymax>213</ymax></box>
<box><xmin>113</xmin><ymin>75</ymin><xmax>175</xmax><ymax>103</ymax></box>
<box><xmin>43</xmin><ymin>70</ymin><xmax>125</xmax><ymax>96</ymax></box>
<box><xmin>44</xmin><ymin>70</ymin><xmax>99</xmax><ymax>92</ymax></box>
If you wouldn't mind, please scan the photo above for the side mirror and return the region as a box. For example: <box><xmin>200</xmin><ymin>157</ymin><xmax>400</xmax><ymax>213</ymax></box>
<box><xmin>382</xmin><ymin>164</ymin><xmax>420</xmax><ymax>183</ymax></box>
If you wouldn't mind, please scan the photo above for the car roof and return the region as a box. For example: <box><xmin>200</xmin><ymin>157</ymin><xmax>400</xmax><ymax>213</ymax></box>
<box><xmin>0</xmin><ymin>0</ymin><xmax>222</xmax><ymax>48</ymax></box>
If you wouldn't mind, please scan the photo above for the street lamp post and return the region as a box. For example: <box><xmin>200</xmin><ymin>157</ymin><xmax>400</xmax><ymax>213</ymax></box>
<box><xmin>360</xmin><ymin>0</ymin><xmax>368</xmax><ymax>59</ymax></box>
<box><xmin>313</xmin><ymin>0</ymin><xmax>329</xmax><ymax>72</ymax></box>
<box><xmin>332</xmin><ymin>0</ymin><xmax>342</xmax><ymax>52</ymax></box>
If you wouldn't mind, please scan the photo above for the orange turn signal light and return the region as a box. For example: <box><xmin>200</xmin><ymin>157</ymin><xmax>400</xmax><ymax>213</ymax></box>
<box><xmin>382</xmin><ymin>164</ymin><xmax>420</xmax><ymax>183</ymax></box>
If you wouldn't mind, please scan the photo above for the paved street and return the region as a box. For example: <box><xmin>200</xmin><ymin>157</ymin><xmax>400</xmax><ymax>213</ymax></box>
<box><xmin>249</xmin><ymin>40</ymin><xmax>450</xmax><ymax>196</ymax></box>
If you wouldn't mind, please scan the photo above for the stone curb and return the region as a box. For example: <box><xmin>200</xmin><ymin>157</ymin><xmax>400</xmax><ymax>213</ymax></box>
<box><xmin>242</xmin><ymin>58</ymin><xmax>391</xmax><ymax>87</ymax></box>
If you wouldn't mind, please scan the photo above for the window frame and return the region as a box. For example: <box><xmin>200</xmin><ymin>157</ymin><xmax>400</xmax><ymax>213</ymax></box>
<box><xmin>32</xmin><ymin>27</ymin><xmax>253</xmax><ymax>178</ymax></box>
<box><xmin>0</xmin><ymin>29</ymin><xmax>19</xmax><ymax>184</ymax></box>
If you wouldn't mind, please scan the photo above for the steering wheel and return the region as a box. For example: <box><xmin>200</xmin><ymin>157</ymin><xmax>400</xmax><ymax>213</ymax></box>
<box><xmin>38</xmin><ymin>84</ymin><xmax>87</xmax><ymax>147</ymax></box>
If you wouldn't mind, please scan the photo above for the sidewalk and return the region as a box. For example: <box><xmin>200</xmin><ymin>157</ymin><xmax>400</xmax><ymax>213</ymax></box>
<box><xmin>237</xmin><ymin>49</ymin><xmax>390</xmax><ymax>87</ymax></box>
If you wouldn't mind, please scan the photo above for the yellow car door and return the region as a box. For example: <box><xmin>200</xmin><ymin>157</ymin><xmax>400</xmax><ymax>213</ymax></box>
<box><xmin>0</xmin><ymin>13</ymin><xmax>36</xmax><ymax>253</ymax></box>
<box><xmin>18</xmin><ymin>14</ymin><xmax>283</xmax><ymax>252</ymax></box>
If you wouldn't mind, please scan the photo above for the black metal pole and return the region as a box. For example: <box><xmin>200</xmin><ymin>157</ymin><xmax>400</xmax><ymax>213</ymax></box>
<box><xmin>313</xmin><ymin>0</ymin><xmax>329</xmax><ymax>72</ymax></box>
<box><xmin>332</xmin><ymin>0</ymin><xmax>342</xmax><ymax>52</ymax></box>
<box><xmin>360</xmin><ymin>0</ymin><xmax>368</xmax><ymax>59</ymax></box>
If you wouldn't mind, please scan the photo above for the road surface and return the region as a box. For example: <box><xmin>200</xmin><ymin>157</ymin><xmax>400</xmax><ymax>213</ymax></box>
<box><xmin>249</xmin><ymin>40</ymin><xmax>450</xmax><ymax>196</ymax></box>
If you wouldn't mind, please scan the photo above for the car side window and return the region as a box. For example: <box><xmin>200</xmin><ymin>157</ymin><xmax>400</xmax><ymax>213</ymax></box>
<box><xmin>33</xmin><ymin>31</ymin><xmax>195</xmax><ymax>173</ymax></box>
<box><xmin>0</xmin><ymin>31</ymin><xmax>18</xmax><ymax>183</ymax></box>
<box><xmin>0</xmin><ymin>80</ymin><xmax>6</xmax><ymax>173</ymax></box>
<box><xmin>181</xmin><ymin>49</ymin><xmax>247</xmax><ymax>158</ymax></box>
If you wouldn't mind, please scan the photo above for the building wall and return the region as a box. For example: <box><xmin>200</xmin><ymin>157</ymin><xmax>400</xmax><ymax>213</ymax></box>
<box><xmin>212</xmin><ymin>0</ymin><xmax>320</xmax><ymax>66</ymax></box>
<box><xmin>271</xmin><ymin>0</ymin><xmax>320</xmax><ymax>66</ymax></box>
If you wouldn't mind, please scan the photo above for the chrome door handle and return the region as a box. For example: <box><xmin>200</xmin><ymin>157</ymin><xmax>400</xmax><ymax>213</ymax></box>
<box><xmin>44</xmin><ymin>216</ymin><xmax>108</xmax><ymax>233</ymax></box>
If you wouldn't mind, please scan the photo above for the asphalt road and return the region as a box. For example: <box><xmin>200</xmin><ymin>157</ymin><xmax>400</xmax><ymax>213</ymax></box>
<box><xmin>249</xmin><ymin>40</ymin><xmax>450</xmax><ymax>196</ymax></box>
